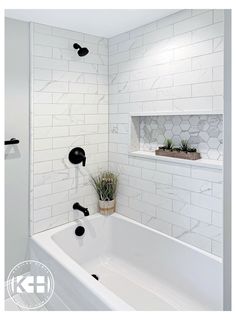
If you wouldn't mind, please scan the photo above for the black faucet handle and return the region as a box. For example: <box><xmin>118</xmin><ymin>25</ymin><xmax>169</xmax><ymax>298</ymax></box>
<box><xmin>68</xmin><ymin>147</ymin><xmax>86</xmax><ymax>166</ymax></box>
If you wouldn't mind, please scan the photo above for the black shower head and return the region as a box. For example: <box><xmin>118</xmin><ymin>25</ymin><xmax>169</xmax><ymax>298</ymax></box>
<box><xmin>78</xmin><ymin>47</ymin><xmax>89</xmax><ymax>57</ymax></box>
<box><xmin>73</xmin><ymin>43</ymin><xmax>89</xmax><ymax>57</ymax></box>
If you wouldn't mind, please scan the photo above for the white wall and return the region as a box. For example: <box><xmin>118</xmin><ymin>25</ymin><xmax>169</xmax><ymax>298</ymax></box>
<box><xmin>5</xmin><ymin>18</ymin><xmax>30</xmax><ymax>277</ymax></box>
<box><xmin>30</xmin><ymin>10</ymin><xmax>224</xmax><ymax>257</ymax></box>
<box><xmin>108</xmin><ymin>9</ymin><xmax>224</xmax><ymax>257</ymax></box>
<box><xmin>31</xmin><ymin>23</ymin><xmax>109</xmax><ymax>233</ymax></box>
<box><xmin>223</xmin><ymin>9</ymin><xmax>231</xmax><ymax>310</ymax></box>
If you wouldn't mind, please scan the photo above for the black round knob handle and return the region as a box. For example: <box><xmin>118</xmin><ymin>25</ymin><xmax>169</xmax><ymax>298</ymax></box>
<box><xmin>75</xmin><ymin>226</ymin><xmax>85</xmax><ymax>236</ymax></box>
<box><xmin>68</xmin><ymin>147</ymin><xmax>86</xmax><ymax>165</ymax></box>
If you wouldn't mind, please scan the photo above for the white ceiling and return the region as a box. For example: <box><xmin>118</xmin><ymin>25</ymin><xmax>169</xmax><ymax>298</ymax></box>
<box><xmin>5</xmin><ymin>9</ymin><xmax>179</xmax><ymax>38</ymax></box>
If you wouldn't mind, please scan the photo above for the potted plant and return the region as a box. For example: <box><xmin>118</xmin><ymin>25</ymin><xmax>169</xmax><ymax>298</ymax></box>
<box><xmin>155</xmin><ymin>139</ymin><xmax>201</xmax><ymax>160</ymax></box>
<box><xmin>90</xmin><ymin>171</ymin><xmax>118</xmax><ymax>215</ymax></box>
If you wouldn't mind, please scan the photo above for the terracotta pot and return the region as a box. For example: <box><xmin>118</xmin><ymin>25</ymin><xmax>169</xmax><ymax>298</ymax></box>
<box><xmin>99</xmin><ymin>199</ymin><xmax>116</xmax><ymax>215</ymax></box>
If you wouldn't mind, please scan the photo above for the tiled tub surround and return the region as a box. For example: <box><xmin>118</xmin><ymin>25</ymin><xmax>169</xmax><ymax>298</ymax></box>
<box><xmin>108</xmin><ymin>9</ymin><xmax>224</xmax><ymax>257</ymax></box>
<box><xmin>110</xmin><ymin>158</ymin><xmax>223</xmax><ymax>257</ymax></box>
<box><xmin>139</xmin><ymin>114</ymin><xmax>223</xmax><ymax>160</ymax></box>
<box><xmin>31</xmin><ymin>23</ymin><xmax>109</xmax><ymax>234</ymax></box>
<box><xmin>30</xmin><ymin>10</ymin><xmax>224</xmax><ymax>258</ymax></box>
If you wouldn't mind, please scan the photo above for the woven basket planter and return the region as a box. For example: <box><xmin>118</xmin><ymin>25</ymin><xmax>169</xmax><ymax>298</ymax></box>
<box><xmin>155</xmin><ymin>149</ymin><xmax>201</xmax><ymax>160</ymax></box>
<box><xmin>99</xmin><ymin>199</ymin><xmax>116</xmax><ymax>215</ymax></box>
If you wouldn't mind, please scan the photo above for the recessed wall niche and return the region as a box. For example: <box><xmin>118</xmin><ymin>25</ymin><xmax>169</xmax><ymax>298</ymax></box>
<box><xmin>130</xmin><ymin>113</ymin><xmax>223</xmax><ymax>161</ymax></box>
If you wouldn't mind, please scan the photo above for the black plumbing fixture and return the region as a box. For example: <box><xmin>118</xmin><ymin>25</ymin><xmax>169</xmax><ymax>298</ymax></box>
<box><xmin>73</xmin><ymin>202</ymin><xmax>89</xmax><ymax>216</ymax></box>
<box><xmin>4</xmin><ymin>138</ymin><xmax>20</xmax><ymax>145</ymax></box>
<box><xmin>73</xmin><ymin>43</ymin><xmax>89</xmax><ymax>57</ymax></box>
<box><xmin>91</xmin><ymin>274</ymin><xmax>99</xmax><ymax>281</ymax></box>
<box><xmin>75</xmin><ymin>226</ymin><xmax>85</xmax><ymax>236</ymax></box>
<box><xmin>68</xmin><ymin>147</ymin><xmax>86</xmax><ymax>166</ymax></box>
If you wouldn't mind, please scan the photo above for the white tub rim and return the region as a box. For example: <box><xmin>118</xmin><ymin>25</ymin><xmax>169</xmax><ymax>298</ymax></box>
<box><xmin>32</xmin><ymin>213</ymin><xmax>222</xmax><ymax>263</ymax></box>
<box><xmin>31</xmin><ymin>212</ymin><xmax>222</xmax><ymax>310</ymax></box>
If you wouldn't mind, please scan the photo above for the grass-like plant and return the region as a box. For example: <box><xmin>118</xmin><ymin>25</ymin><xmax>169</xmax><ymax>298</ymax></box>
<box><xmin>158</xmin><ymin>138</ymin><xmax>197</xmax><ymax>153</ymax></box>
<box><xmin>180</xmin><ymin>140</ymin><xmax>197</xmax><ymax>153</ymax></box>
<box><xmin>180</xmin><ymin>140</ymin><xmax>189</xmax><ymax>152</ymax></box>
<box><xmin>159</xmin><ymin>138</ymin><xmax>173</xmax><ymax>150</ymax></box>
<box><xmin>90</xmin><ymin>171</ymin><xmax>118</xmax><ymax>201</ymax></box>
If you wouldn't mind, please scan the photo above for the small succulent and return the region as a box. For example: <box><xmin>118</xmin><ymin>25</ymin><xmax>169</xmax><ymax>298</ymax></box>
<box><xmin>161</xmin><ymin>138</ymin><xmax>173</xmax><ymax>150</ymax></box>
<box><xmin>180</xmin><ymin>140</ymin><xmax>189</xmax><ymax>152</ymax></box>
<box><xmin>180</xmin><ymin>140</ymin><xmax>197</xmax><ymax>153</ymax></box>
<box><xmin>172</xmin><ymin>147</ymin><xmax>181</xmax><ymax>152</ymax></box>
<box><xmin>159</xmin><ymin>139</ymin><xmax>197</xmax><ymax>153</ymax></box>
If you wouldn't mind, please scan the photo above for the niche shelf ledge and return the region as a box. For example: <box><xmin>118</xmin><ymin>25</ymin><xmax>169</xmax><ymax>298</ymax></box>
<box><xmin>128</xmin><ymin>111</ymin><xmax>223</xmax><ymax>170</ymax></box>
<box><xmin>129</xmin><ymin>150</ymin><xmax>223</xmax><ymax>169</ymax></box>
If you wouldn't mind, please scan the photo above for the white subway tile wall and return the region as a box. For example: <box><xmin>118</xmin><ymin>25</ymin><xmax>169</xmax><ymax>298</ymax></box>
<box><xmin>108</xmin><ymin>9</ymin><xmax>224</xmax><ymax>257</ymax></box>
<box><xmin>31</xmin><ymin>23</ymin><xmax>109</xmax><ymax>234</ymax></box>
<box><xmin>31</xmin><ymin>10</ymin><xmax>223</xmax><ymax>258</ymax></box>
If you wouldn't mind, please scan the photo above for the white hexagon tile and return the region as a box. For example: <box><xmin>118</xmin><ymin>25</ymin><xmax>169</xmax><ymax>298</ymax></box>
<box><xmin>139</xmin><ymin>115</ymin><xmax>223</xmax><ymax>160</ymax></box>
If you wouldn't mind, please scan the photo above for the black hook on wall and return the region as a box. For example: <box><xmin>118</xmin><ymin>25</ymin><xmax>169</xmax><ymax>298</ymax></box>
<box><xmin>4</xmin><ymin>138</ymin><xmax>20</xmax><ymax>145</ymax></box>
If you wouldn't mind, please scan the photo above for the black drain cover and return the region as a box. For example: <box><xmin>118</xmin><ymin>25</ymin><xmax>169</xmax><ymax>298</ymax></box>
<box><xmin>91</xmin><ymin>274</ymin><xmax>99</xmax><ymax>280</ymax></box>
<box><xmin>75</xmin><ymin>226</ymin><xmax>85</xmax><ymax>236</ymax></box>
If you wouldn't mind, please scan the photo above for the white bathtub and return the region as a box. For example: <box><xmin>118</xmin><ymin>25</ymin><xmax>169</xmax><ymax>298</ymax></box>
<box><xmin>30</xmin><ymin>213</ymin><xmax>223</xmax><ymax>311</ymax></box>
